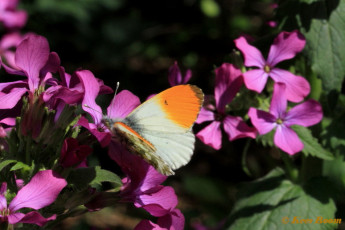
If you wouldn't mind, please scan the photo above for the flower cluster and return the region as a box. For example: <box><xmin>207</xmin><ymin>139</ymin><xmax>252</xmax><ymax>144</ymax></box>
<box><xmin>196</xmin><ymin>30</ymin><xmax>323</xmax><ymax>155</ymax></box>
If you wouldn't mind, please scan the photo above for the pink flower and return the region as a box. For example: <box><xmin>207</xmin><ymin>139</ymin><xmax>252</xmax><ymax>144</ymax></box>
<box><xmin>0</xmin><ymin>34</ymin><xmax>61</xmax><ymax>110</ymax></box>
<box><xmin>234</xmin><ymin>30</ymin><xmax>310</xmax><ymax>102</ymax></box>
<box><xmin>78</xmin><ymin>69</ymin><xmax>138</xmax><ymax>147</ymax></box>
<box><xmin>134</xmin><ymin>209</ymin><xmax>185</xmax><ymax>230</ymax></box>
<box><xmin>248</xmin><ymin>82</ymin><xmax>323</xmax><ymax>155</ymax></box>
<box><xmin>196</xmin><ymin>63</ymin><xmax>256</xmax><ymax>150</ymax></box>
<box><xmin>59</xmin><ymin>137</ymin><xmax>92</xmax><ymax>168</ymax></box>
<box><xmin>168</xmin><ymin>61</ymin><xmax>192</xmax><ymax>86</ymax></box>
<box><xmin>0</xmin><ymin>32</ymin><xmax>26</xmax><ymax>69</ymax></box>
<box><xmin>108</xmin><ymin>141</ymin><xmax>182</xmax><ymax>225</ymax></box>
<box><xmin>0</xmin><ymin>170</ymin><xmax>67</xmax><ymax>226</ymax></box>
<box><xmin>0</xmin><ymin>0</ymin><xmax>27</xmax><ymax>29</ymax></box>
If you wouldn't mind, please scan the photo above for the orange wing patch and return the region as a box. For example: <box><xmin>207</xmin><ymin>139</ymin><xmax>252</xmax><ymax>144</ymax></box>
<box><xmin>156</xmin><ymin>85</ymin><xmax>204</xmax><ymax>129</ymax></box>
<box><xmin>113</xmin><ymin>122</ymin><xmax>155</xmax><ymax>149</ymax></box>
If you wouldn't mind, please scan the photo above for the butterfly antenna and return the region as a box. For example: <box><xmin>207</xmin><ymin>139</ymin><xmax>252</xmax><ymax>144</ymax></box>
<box><xmin>114</xmin><ymin>81</ymin><xmax>120</xmax><ymax>97</ymax></box>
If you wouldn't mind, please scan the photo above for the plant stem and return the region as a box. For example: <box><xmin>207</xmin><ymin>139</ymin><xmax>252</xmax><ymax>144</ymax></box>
<box><xmin>241</xmin><ymin>139</ymin><xmax>252</xmax><ymax>177</ymax></box>
<box><xmin>281</xmin><ymin>151</ymin><xmax>298</xmax><ymax>183</ymax></box>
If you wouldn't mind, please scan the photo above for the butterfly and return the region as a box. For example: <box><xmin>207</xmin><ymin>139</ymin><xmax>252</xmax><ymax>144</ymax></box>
<box><xmin>104</xmin><ymin>84</ymin><xmax>204</xmax><ymax>176</ymax></box>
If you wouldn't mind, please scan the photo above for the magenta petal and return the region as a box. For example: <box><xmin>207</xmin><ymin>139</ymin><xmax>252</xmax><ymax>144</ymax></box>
<box><xmin>168</xmin><ymin>61</ymin><xmax>182</xmax><ymax>86</ymax></box>
<box><xmin>195</xmin><ymin>107</ymin><xmax>215</xmax><ymax>124</ymax></box>
<box><xmin>0</xmin><ymin>88</ymin><xmax>27</xmax><ymax>109</ymax></box>
<box><xmin>9</xmin><ymin>211</ymin><xmax>56</xmax><ymax>227</ymax></box>
<box><xmin>0</xmin><ymin>80</ymin><xmax>27</xmax><ymax>91</ymax></box>
<box><xmin>215</xmin><ymin>63</ymin><xmax>243</xmax><ymax>112</ymax></box>
<box><xmin>40</xmin><ymin>52</ymin><xmax>61</xmax><ymax>77</ymax></box>
<box><xmin>9</xmin><ymin>170</ymin><xmax>67</xmax><ymax>211</ymax></box>
<box><xmin>285</xmin><ymin>99</ymin><xmax>323</xmax><ymax>127</ymax></box>
<box><xmin>77</xmin><ymin>116</ymin><xmax>111</xmax><ymax>147</ymax></box>
<box><xmin>196</xmin><ymin>121</ymin><xmax>222</xmax><ymax>150</ymax></box>
<box><xmin>269</xmin><ymin>83</ymin><xmax>287</xmax><ymax>118</ymax></box>
<box><xmin>274</xmin><ymin>125</ymin><xmax>304</xmax><ymax>155</ymax></box>
<box><xmin>134</xmin><ymin>220</ymin><xmax>159</xmax><ymax>230</ymax></box>
<box><xmin>7</xmin><ymin>212</ymin><xmax>25</xmax><ymax>225</ymax></box>
<box><xmin>107</xmin><ymin>90</ymin><xmax>140</xmax><ymax>119</ymax></box>
<box><xmin>223</xmin><ymin>115</ymin><xmax>256</xmax><ymax>141</ymax></box>
<box><xmin>0</xmin><ymin>195</ymin><xmax>7</xmax><ymax>210</ymax></box>
<box><xmin>77</xmin><ymin>70</ymin><xmax>103</xmax><ymax>125</ymax></box>
<box><xmin>15</xmin><ymin>35</ymin><xmax>50</xmax><ymax>91</ymax></box>
<box><xmin>183</xmin><ymin>69</ymin><xmax>192</xmax><ymax>84</ymax></box>
<box><xmin>137</xmin><ymin>186</ymin><xmax>178</xmax><ymax>217</ymax></box>
<box><xmin>248</xmin><ymin>108</ymin><xmax>276</xmax><ymax>135</ymax></box>
<box><xmin>157</xmin><ymin>209</ymin><xmax>185</xmax><ymax>230</ymax></box>
<box><xmin>243</xmin><ymin>69</ymin><xmax>268</xmax><ymax>93</ymax></box>
<box><xmin>270</xmin><ymin>68</ymin><xmax>310</xmax><ymax>103</ymax></box>
<box><xmin>234</xmin><ymin>36</ymin><xmax>266</xmax><ymax>67</ymax></box>
<box><xmin>1</xmin><ymin>10</ymin><xmax>27</xmax><ymax>29</ymax></box>
<box><xmin>267</xmin><ymin>31</ymin><xmax>306</xmax><ymax>67</ymax></box>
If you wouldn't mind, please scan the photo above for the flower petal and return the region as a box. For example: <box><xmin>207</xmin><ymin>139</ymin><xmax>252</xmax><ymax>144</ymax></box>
<box><xmin>107</xmin><ymin>90</ymin><xmax>140</xmax><ymax>119</ymax></box>
<box><xmin>0</xmin><ymin>10</ymin><xmax>27</xmax><ymax>29</ymax></box>
<box><xmin>234</xmin><ymin>37</ymin><xmax>266</xmax><ymax>68</ymax></box>
<box><xmin>269</xmin><ymin>83</ymin><xmax>287</xmax><ymax>118</ymax></box>
<box><xmin>269</xmin><ymin>68</ymin><xmax>310</xmax><ymax>103</ymax></box>
<box><xmin>77</xmin><ymin>70</ymin><xmax>103</xmax><ymax>125</ymax></box>
<box><xmin>196</xmin><ymin>121</ymin><xmax>222</xmax><ymax>150</ymax></box>
<box><xmin>137</xmin><ymin>186</ymin><xmax>178</xmax><ymax>217</ymax></box>
<box><xmin>248</xmin><ymin>108</ymin><xmax>276</xmax><ymax>135</ymax></box>
<box><xmin>0</xmin><ymin>195</ymin><xmax>7</xmax><ymax>210</ymax></box>
<box><xmin>9</xmin><ymin>170</ymin><xmax>67</xmax><ymax>211</ymax></box>
<box><xmin>285</xmin><ymin>99</ymin><xmax>323</xmax><ymax>127</ymax></box>
<box><xmin>223</xmin><ymin>115</ymin><xmax>256</xmax><ymax>141</ymax></box>
<box><xmin>15</xmin><ymin>34</ymin><xmax>50</xmax><ymax>91</ymax></box>
<box><xmin>157</xmin><ymin>209</ymin><xmax>185</xmax><ymax>230</ymax></box>
<box><xmin>243</xmin><ymin>69</ymin><xmax>268</xmax><ymax>93</ymax></box>
<box><xmin>267</xmin><ymin>30</ymin><xmax>306</xmax><ymax>67</ymax></box>
<box><xmin>8</xmin><ymin>211</ymin><xmax>56</xmax><ymax>227</ymax></box>
<box><xmin>135</xmin><ymin>209</ymin><xmax>185</xmax><ymax>230</ymax></box>
<box><xmin>274</xmin><ymin>125</ymin><xmax>304</xmax><ymax>155</ymax></box>
<box><xmin>77</xmin><ymin>116</ymin><xmax>111</xmax><ymax>147</ymax></box>
<box><xmin>168</xmin><ymin>61</ymin><xmax>182</xmax><ymax>86</ymax></box>
<box><xmin>195</xmin><ymin>107</ymin><xmax>215</xmax><ymax>124</ymax></box>
<box><xmin>0</xmin><ymin>88</ymin><xmax>27</xmax><ymax>109</ymax></box>
<box><xmin>215</xmin><ymin>63</ymin><xmax>243</xmax><ymax>112</ymax></box>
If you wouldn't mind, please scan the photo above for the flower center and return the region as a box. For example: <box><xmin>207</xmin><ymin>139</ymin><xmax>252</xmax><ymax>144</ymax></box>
<box><xmin>276</xmin><ymin>118</ymin><xmax>283</xmax><ymax>124</ymax></box>
<box><xmin>264</xmin><ymin>64</ymin><xmax>271</xmax><ymax>73</ymax></box>
<box><xmin>0</xmin><ymin>208</ymin><xmax>10</xmax><ymax>216</ymax></box>
<box><xmin>215</xmin><ymin>113</ymin><xmax>225</xmax><ymax>122</ymax></box>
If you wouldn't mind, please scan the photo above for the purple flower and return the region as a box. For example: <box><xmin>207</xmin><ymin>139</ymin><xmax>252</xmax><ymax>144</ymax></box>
<box><xmin>134</xmin><ymin>209</ymin><xmax>185</xmax><ymax>230</ymax></box>
<box><xmin>0</xmin><ymin>0</ymin><xmax>27</xmax><ymax>29</ymax></box>
<box><xmin>168</xmin><ymin>61</ymin><xmax>192</xmax><ymax>86</ymax></box>
<box><xmin>108</xmin><ymin>141</ymin><xmax>181</xmax><ymax>222</ymax></box>
<box><xmin>0</xmin><ymin>34</ymin><xmax>61</xmax><ymax>110</ymax></box>
<box><xmin>78</xmin><ymin>69</ymin><xmax>138</xmax><ymax>147</ymax></box>
<box><xmin>196</xmin><ymin>63</ymin><xmax>256</xmax><ymax>150</ymax></box>
<box><xmin>0</xmin><ymin>170</ymin><xmax>67</xmax><ymax>226</ymax></box>
<box><xmin>248</xmin><ymin>82</ymin><xmax>323</xmax><ymax>155</ymax></box>
<box><xmin>0</xmin><ymin>32</ymin><xmax>26</xmax><ymax>69</ymax></box>
<box><xmin>234</xmin><ymin>30</ymin><xmax>310</xmax><ymax>102</ymax></box>
<box><xmin>59</xmin><ymin>137</ymin><xmax>93</xmax><ymax>168</ymax></box>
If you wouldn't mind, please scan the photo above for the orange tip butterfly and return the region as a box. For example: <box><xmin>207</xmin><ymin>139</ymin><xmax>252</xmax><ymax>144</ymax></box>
<box><xmin>104</xmin><ymin>84</ymin><xmax>204</xmax><ymax>176</ymax></box>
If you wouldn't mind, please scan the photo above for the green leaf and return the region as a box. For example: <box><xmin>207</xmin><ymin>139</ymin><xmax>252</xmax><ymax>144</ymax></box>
<box><xmin>225</xmin><ymin>168</ymin><xmax>338</xmax><ymax>230</ymax></box>
<box><xmin>10</xmin><ymin>162</ymin><xmax>30</xmax><ymax>171</ymax></box>
<box><xmin>323</xmin><ymin>154</ymin><xmax>345</xmax><ymax>192</ymax></box>
<box><xmin>299</xmin><ymin>0</ymin><xmax>345</xmax><ymax>92</ymax></box>
<box><xmin>0</xmin><ymin>160</ymin><xmax>17</xmax><ymax>172</ymax></box>
<box><xmin>292</xmin><ymin>126</ymin><xmax>333</xmax><ymax>160</ymax></box>
<box><xmin>256</xmin><ymin>130</ymin><xmax>274</xmax><ymax>148</ymax></box>
<box><xmin>67</xmin><ymin>166</ymin><xmax>122</xmax><ymax>190</ymax></box>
